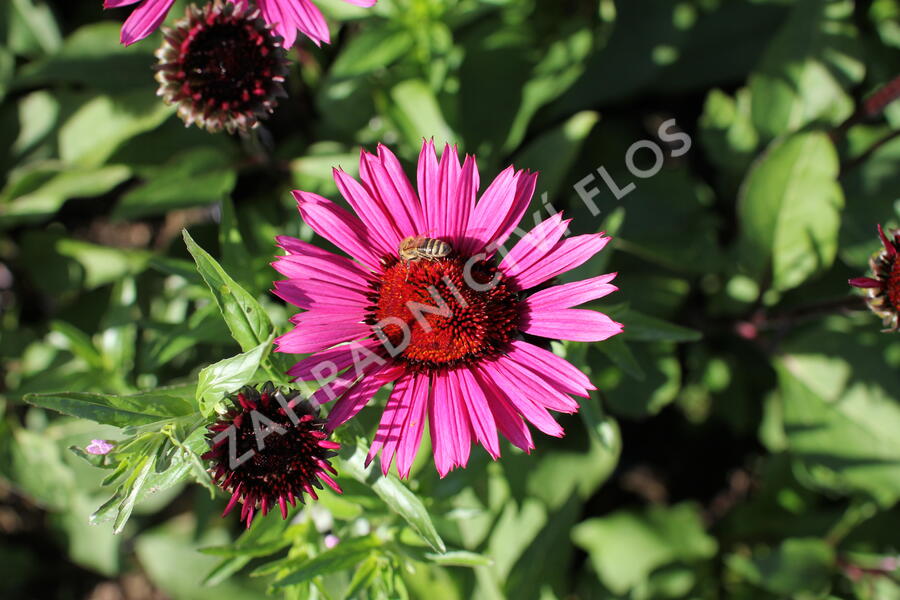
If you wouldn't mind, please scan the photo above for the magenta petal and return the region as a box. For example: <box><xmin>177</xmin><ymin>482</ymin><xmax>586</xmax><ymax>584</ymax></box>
<box><xmin>499</xmin><ymin>213</ymin><xmax>569</xmax><ymax>280</ymax></box>
<box><xmin>461</xmin><ymin>166</ymin><xmax>516</xmax><ymax>254</ymax></box>
<box><xmin>417</xmin><ymin>140</ymin><xmax>440</xmax><ymax>232</ymax></box>
<box><xmin>359</xmin><ymin>145</ymin><xmax>424</xmax><ymax>237</ymax></box>
<box><xmin>524</xmin><ymin>273</ymin><xmax>618</xmax><ymax>311</ymax></box>
<box><xmin>512</xmin><ymin>233</ymin><xmax>611</xmax><ymax>291</ymax></box>
<box><xmin>323</xmin><ymin>365</ymin><xmax>400</xmax><ymax>428</ymax></box>
<box><xmin>473</xmin><ymin>368</ymin><xmax>534</xmax><ymax>452</ymax></box>
<box><xmin>521</xmin><ymin>307</ymin><xmax>623</xmax><ymax>342</ymax></box>
<box><xmin>480</xmin><ymin>361</ymin><xmax>563</xmax><ymax>438</ymax></box>
<box><xmin>293</xmin><ymin>190</ymin><xmax>383</xmax><ymax>271</ymax></box>
<box><xmin>443</xmin><ymin>154</ymin><xmax>478</xmax><ymax>247</ymax></box>
<box><xmin>396</xmin><ymin>374</ymin><xmax>428</xmax><ymax>478</ymax></box>
<box><xmin>289</xmin><ymin>310</ymin><xmax>366</xmax><ymax>328</ymax></box>
<box><xmin>366</xmin><ymin>375</ymin><xmax>415</xmax><ymax>474</ymax></box>
<box><xmin>258</xmin><ymin>0</ymin><xmax>329</xmax><ymax>48</ymax></box>
<box><xmin>430</xmin><ymin>371</ymin><xmax>473</xmax><ymax>476</ymax></box>
<box><xmin>508</xmin><ymin>340</ymin><xmax>594</xmax><ymax>397</ymax></box>
<box><xmin>451</xmin><ymin>369</ymin><xmax>500</xmax><ymax>459</ymax></box>
<box><xmin>119</xmin><ymin>0</ymin><xmax>175</xmax><ymax>46</ymax></box>
<box><xmin>421</xmin><ymin>143</ymin><xmax>462</xmax><ymax>238</ymax></box>
<box><xmin>287</xmin><ymin>338</ymin><xmax>384</xmax><ymax>380</ymax></box>
<box><xmin>273</xmin><ymin>252</ymin><xmax>372</xmax><ymax>288</ymax></box>
<box><xmin>105</xmin><ymin>0</ymin><xmax>142</xmax><ymax>8</ymax></box>
<box><xmin>334</xmin><ymin>167</ymin><xmax>401</xmax><ymax>255</ymax></box>
<box><xmin>428</xmin><ymin>372</ymin><xmax>455</xmax><ymax>477</ymax></box>
<box><xmin>492</xmin><ymin>354</ymin><xmax>579</xmax><ymax>413</ymax></box>
<box><xmin>465</xmin><ymin>169</ymin><xmax>538</xmax><ymax>257</ymax></box>
<box><xmin>275</xmin><ymin>324</ymin><xmax>369</xmax><ymax>355</ymax></box>
<box><xmin>273</xmin><ymin>279</ymin><xmax>370</xmax><ymax>312</ymax></box>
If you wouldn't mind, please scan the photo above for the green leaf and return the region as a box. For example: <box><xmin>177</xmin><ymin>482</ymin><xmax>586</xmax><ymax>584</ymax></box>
<box><xmin>699</xmin><ymin>87</ymin><xmax>759</xmax><ymax>175</ymax></box>
<box><xmin>774</xmin><ymin>329</ymin><xmax>900</xmax><ymax>506</ymax></box>
<box><xmin>595</xmin><ymin>336</ymin><xmax>645</xmax><ymax>380</ymax></box>
<box><xmin>113</xmin><ymin>147</ymin><xmax>236</xmax><ymax>220</ymax></box>
<box><xmin>196</xmin><ymin>339</ymin><xmax>271</xmax><ymax>416</ymax></box>
<box><xmin>135</xmin><ymin>526</ymin><xmax>264</xmax><ymax>599</ymax></box>
<box><xmin>572</xmin><ymin>503</ymin><xmax>717</xmax><ymax>595</ymax></box>
<box><xmin>112</xmin><ymin>454</ymin><xmax>155</xmax><ymax>534</ymax></box>
<box><xmin>617</xmin><ymin>308</ymin><xmax>702</xmax><ymax>343</ymax></box>
<box><xmin>727</xmin><ymin>538</ymin><xmax>835</xmax><ymax>596</ymax></box>
<box><xmin>512</xmin><ymin>111</ymin><xmax>599</xmax><ymax>199</ymax></box>
<box><xmin>387</xmin><ymin>79</ymin><xmax>456</xmax><ymax>147</ymax></box>
<box><xmin>253</xmin><ymin>535</ymin><xmax>381</xmax><ymax>584</ymax></box>
<box><xmin>58</xmin><ymin>91</ymin><xmax>173</xmax><ymax>168</ymax></box>
<box><xmin>0</xmin><ymin>164</ymin><xmax>131</xmax><ymax>228</ymax></box>
<box><xmin>13</xmin><ymin>22</ymin><xmax>152</xmax><ymax>92</ymax></box>
<box><xmin>0</xmin><ymin>47</ymin><xmax>13</xmax><ymax>104</ymax></box>
<box><xmin>56</xmin><ymin>239</ymin><xmax>151</xmax><ymax>289</ymax></box>
<box><xmin>8</xmin><ymin>0</ymin><xmax>62</xmax><ymax>56</ymax></box>
<box><xmin>24</xmin><ymin>391</ymin><xmax>195</xmax><ymax>428</ymax></box>
<box><xmin>424</xmin><ymin>550</ymin><xmax>493</xmax><ymax>567</ymax></box>
<box><xmin>503</xmin><ymin>30</ymin><xmax>593</xmax><ymax>152</ymax></box>
<box><xmin>331</xmin><ymin>26</ymin><xmax>414</xmax><ymax>78</ymax></box>
<box><xmin>339</xmin><ymin>431</ymin><xmax>446</xmax><ymax>553</ymax></box>
<box><xmin>182</xmin><ymin>229</ymin><xmax>275</xmax><ymax>353</ymax></box>
<box><xmin>344</xmin><ymin>554</ymin><xmax>381</xmax><ymax>599</ymax></box>
<box><xmin>749</xmin><ymin>0</ymin><xmax>865</xmax><ymax>140</ymax></box>
<box><xmin>737</xmin><ymin>131</ymin><xmax>844</xmax><ymax>291</ymax></box>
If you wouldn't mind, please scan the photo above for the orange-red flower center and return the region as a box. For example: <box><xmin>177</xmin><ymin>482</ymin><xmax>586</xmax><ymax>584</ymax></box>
<box><xmin>369</xmin><ymin>256</ymin><xmax>520</xmax><ymax>370</ymax></box>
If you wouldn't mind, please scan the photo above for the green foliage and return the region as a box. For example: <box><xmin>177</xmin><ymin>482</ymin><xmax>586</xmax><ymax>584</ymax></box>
<box><xmin>1</xmin><ymin>0</ymin><xmax>899</xmax><ymax>599</ymax></box>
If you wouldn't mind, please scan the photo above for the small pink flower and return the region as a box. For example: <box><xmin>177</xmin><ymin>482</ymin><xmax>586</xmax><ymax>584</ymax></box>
<box><xmin>273</xmin><ymin>141</ymin><xmax>623</xmax><ymax>478</ymax></box>
<box><xmin>324</xmin><ymin>534</ymin><xmax>340</xmax><ymax>548</ymax></box>
<box><xmin>86</xmin><ymin>439</ymin><xmax>115</xmax><ymax>455</ymax></box>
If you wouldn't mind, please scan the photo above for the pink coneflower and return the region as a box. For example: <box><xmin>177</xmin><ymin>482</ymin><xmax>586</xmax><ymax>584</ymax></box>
<box><xmin>202</xmin><ymin>383</ymin><xmax>341</xmax><ymax>528</ymax></box>
<box><xmin>273</xmin><ymin>141</ymin><xmax>623</xmax><ymax>478</ymax></box>
<box><xmin>849</xmin><ymin>224</ymin><xmax>900</xmax><ymax>331</ymax></box>
<box><xmin>154</xmin><ymin>1</ymin><xmax>288</xmax><ymax>134</ymax></box>
<box><xmin>106</xmin><ymin>0</ymin><xmax>376</xmax><ymax>48</ymax></box>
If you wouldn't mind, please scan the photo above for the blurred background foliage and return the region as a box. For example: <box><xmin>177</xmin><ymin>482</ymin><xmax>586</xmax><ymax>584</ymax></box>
<box><xmin>1</xmin><ymin>0</ymin><xmax>899</xmax><ymax>598</ymax></box>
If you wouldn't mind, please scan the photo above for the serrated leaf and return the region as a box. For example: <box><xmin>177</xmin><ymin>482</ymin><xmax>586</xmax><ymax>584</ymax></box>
<box><xmin>24</xmin><ymin>391</ymin><xmax>194</xmax><ymax>427</ymax></box>
<box><xmin>182</xmin><ymin>230</ymin><xmax>275</xmax><ymax>353</ymax></box>
<box><xmin>112</xmin><ymin>452</ymin><xmax>156</xmax><ymax>533</ymax></box>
